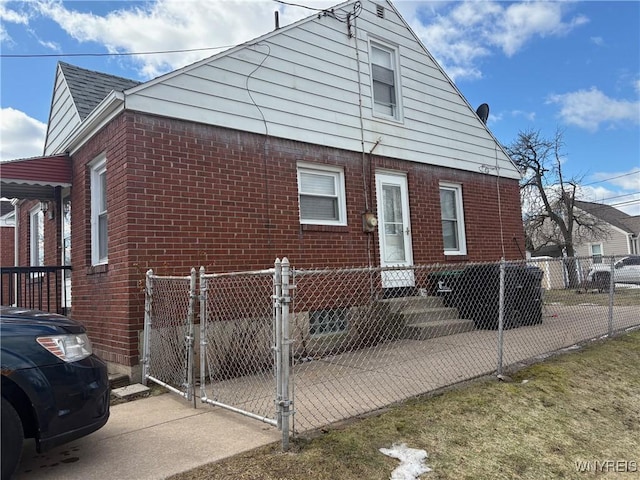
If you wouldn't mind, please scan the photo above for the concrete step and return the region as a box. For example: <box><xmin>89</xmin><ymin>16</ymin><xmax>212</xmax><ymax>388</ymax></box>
<box><xmin>108</xmin><ymin>372</ymin><xmax>130</xmax><ymax>389</ymax></box>
<box><xmin>379</xmin><ymin>295</ymin><xmax>445</xmax><ymax>313</ymax></box>
<box><xmin>111</xmin><ymin>383</ymin><xmax>151</xmax><ymax>400</ymax></box>
<box><xmin>402</xmin><ymin>307</ymin><xmax>461</xmax><ymax>323</ymax></box>
<box><xmin>404</xmin><ymin>318</ymin><xmax>476</xmax><ymax>340</ymax></box>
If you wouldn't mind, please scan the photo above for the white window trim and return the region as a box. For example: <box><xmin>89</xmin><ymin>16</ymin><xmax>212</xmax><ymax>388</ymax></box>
<box><xmin>297</xmin><ymin>162</ymin><xmax>347</xmax><ymax>226</ymax></box>
<box><xmin>368</xmin><ymin>37</ymin><xmax>403</xmax><ymax>122</ymax></box>
<box><xmin>589</xmin><ymin>242</ymin><xmax>604</xmax><ymax>262</ymax></box>
<box><xmin>29</xmin><ymin>205</ymin><xmax>44</xmax><ymax>267</ymax></box>
<box><xmin>90</xmin><ymin>154</ymin><xmax>108</xmax><ymax>266</ymax></box>
<box><xmin>439</xmin><ymin>182</ymin><xmax>467</xmax><ymax>256</ymax></box>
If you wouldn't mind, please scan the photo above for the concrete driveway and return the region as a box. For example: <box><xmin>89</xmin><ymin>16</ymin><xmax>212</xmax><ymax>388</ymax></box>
<box><xmin>14</xmin><ymin>394</ymin><xmax>280</xmax><ymax>480</ymax></box>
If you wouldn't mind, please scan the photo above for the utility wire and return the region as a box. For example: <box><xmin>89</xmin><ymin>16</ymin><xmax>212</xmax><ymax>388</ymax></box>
<box><xmin>583</xmin><ymin>170</ymin><xmax>640</xmax><ymax>187</ymax></box>
<box><xmin>272</xmin><ymin>0</ymin><xmax>325</xmax><ymax>11</ymax></box>
<box><xmin>1</xmin><ymin>45</ymin><xmax>235</xmax><ymax>59</ymax></box>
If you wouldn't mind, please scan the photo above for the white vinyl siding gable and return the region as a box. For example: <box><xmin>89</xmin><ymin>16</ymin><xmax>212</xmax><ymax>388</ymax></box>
<box><xmin>45</xmin><ymin>66</ymin><xmax>82</xmax><ymax>155</ymax></box>
<box><xmin>124</xmin><ymin>0</ymin><xmax>520</xmax><ymax>180</ymax></box>
<box><xmin>297</xmin><ymin>164</ymin><xmax>347</xmax><ymax>225</ymax></box>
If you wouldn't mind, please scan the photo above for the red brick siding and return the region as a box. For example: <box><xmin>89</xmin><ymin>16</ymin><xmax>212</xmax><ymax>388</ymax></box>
<box><xmin>1</xmin><ymin>225</ymin><xmax>15</xmax><ymax>304</ymax></box>
<box><xmin>69</xmin><ymin>111</ymin><xmax>525</xmax><ymax>368</ymax></box>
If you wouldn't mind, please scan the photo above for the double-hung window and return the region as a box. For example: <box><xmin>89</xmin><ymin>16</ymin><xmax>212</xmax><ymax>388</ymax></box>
<box><xmin>90</xmin><ymin>155</ymin><xmax>108</xmax><ymax>265</ymax></box>
<box><xmin>297</xmin><ymin>163</ymin><xmax>347</xmax><ymax>225</ymax></box>
<box><xmin>439</xmin><ymin>183</ymin><xmax>467</xmax><ymax>255</ymax></box>
<box><xmin>370</xmin><ymin>41</ymin><xmax>400</xmax><ymax>119</ymax></box>
<box><xmin>590</xmin><ymin>243</ymin><xmax>603</xmax><ymax>264</ymax></box>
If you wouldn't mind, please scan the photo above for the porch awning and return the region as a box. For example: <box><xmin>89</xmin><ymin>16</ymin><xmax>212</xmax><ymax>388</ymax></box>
<box><xmin>0</xmin><ymin>154</ymin><xmax>72</xmax><ymax>200</ymax></box>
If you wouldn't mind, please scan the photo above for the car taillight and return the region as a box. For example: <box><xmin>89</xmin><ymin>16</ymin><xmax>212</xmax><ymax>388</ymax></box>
<box><xmin>36</xmin><ymin>334</ymin><xmax>93</xmax><ymax>362</ymax></box>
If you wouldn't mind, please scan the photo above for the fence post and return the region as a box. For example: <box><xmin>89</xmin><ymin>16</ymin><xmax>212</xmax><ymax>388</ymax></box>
<box><xmin>199</xmin><ymin>266</ymin><xmax>207</xmax><ymax>403</ymax></box>
<box><xmin>497</xmin><ymin>258</ymin><xmax>506</xmax><ymax>376</ymax></box>
<box><xmin>608</xmin><ymin>256</ymin><xmax>615</xmax><ymax>336</ymax></box>
<box><xmin>273</xmin><ymin>259</ymin><xmax>283</xmax><ymax>431</ymax></box>
<box><xmin>141</xmin><ymin>269</ymin><xmax>153</xmax><ymax>386</ymax></box>
<box><xmin>280</xmin><ymin>257</ymin><xmax>292</xmax><ymax>451</ymax></box>
<box><xmin>186</xmin><ymin>268</ymin><xmax>197</xmax><ymax>405</ymax></box>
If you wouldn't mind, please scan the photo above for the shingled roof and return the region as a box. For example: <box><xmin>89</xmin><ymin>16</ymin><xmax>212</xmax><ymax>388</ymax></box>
<box><xmin>59</xmin><ymin>62</ymin><xmax>140</xmax><ymax>120</ymax></box>
<box><xmin>574</xmin><ymin>199</ymin><xmax>639</xmax><ymax>234</ymax></box>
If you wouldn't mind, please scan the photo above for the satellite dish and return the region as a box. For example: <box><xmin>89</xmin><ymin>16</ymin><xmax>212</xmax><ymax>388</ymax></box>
<box><xmin>476</xmin><ymin>103</ymin><xmax>489</xmax><ymax>124</ymax></box>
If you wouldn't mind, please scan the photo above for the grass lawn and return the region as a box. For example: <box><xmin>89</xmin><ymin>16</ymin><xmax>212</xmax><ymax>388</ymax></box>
<box><xmin>543</xmin><ymin>286</ymin><xmax>639</xmax><ymax>307</ymax></box>
<box><xmin>169</xmin><ymin>330</ymin><xmax>640</xmax><ymax>480</ymax></box>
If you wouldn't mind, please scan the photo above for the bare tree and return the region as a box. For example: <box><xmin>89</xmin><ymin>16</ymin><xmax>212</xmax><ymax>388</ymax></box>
<box><xmin>507</xmin><ymin>128</ymin><xmax>610</xmax><ymax>286</ymax></box>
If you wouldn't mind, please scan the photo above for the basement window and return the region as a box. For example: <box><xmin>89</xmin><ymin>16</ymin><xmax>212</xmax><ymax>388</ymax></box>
<box><xmin>309</xmin><ymin>308</ymin><xmax>348</xmax><ymax>336</ymax></box>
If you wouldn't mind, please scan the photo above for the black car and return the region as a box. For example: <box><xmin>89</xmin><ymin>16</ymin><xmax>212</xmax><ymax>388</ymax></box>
<box><xmin>1</xmin><ymin>307</ymin><xmax>110</xmax><ymax>480</ymax></box>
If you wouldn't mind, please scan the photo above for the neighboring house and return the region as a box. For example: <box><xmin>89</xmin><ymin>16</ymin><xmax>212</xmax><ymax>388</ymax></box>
<box><xmin>0</xmin><ymin>0</ymin><xmax>525</xmax><ymax>381</ymax></box>
<box><xmin>573</xmin><ymin>200</ymin><xmax>640</xmax><ymax>261</ymax></box>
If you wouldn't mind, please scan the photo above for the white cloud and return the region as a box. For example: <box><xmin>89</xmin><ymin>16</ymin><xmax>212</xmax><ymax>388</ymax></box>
<box><xmin>492</xmin><ymin>3</ymin><xmax>588</xmax><ymax>57</ymax></box>
<box><xmin>582</xmin><ymin>168</ymin><xmax>640</xmax><ymax>216</ymax></box>
<box><xmin>0</xmin><ymin>0</ymin><xmax>30</xmax><ymax>44</ymax></box>
<box><xmin>547</xmin><ymin>87</ymin><xmax>640</xmax><ymax>132</ymax></box>
<box><xmin>33</xmin><ymin>0</ymin><xmax>331</xmax><ymax>79</ymax></box>
<box><xmin>0</xmin><ymin>108</ymin><xmax>47</xmax><ymax>162</ymax></box>
<box><xmin>590</xmin><ymin>36</ymin><xmax>604</xmax><ymax>46</ymax></box>
<box><xmin>405</xmin><ymin>1</ymin><xmax>587</xmax><ymax>81</ymax></box>
<box><xmin>511</xmin><ymin>110</ymin><xmax>536</xmax><ymax>122</ymax></box>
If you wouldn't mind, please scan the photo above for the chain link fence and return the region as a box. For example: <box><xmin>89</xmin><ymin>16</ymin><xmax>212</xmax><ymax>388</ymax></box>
<box><xmin>142</xmin><ymin>269</ymin><xmax>196</xmax><ymax>401</ymax></box>
<box><xmin>199</xmin><ymin>266</ymin><xmax>279</xmax><ymax>427</ymax></box>
<box><xmin>142</xmin><ymin>255</ymin><xmax>639</xmax><ymax>446</ymax></box>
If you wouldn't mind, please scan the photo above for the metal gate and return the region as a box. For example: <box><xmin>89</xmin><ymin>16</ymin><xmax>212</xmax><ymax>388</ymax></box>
<box><xmin>141</xmin><ymin>269</ymin><xmax>197</xmax><ymax>401</ymax></box>
<box><xmin>141</xmin><ymin>261</ymin><xmax>292</xmax><ymax>448</ymax></box>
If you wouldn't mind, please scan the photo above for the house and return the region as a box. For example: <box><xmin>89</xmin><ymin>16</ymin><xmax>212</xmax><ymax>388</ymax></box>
<box><xmin>1</xmin><ymin>0</ymin><xmax>525</xmax><ymax>381</ymax></box>
<box><xmin>573</xmin><ymin>200</ymin><xmax>640</xmax><ymax>260</ymax></box>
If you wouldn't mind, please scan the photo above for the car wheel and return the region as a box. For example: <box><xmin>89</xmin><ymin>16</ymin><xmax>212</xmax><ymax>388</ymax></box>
<box><xmin>593</xmin><ymin>272</ymin><xmax>610</xmax><ymax>293</ymax></box>
<box><xmin>1</xmin><ymin>397</ymin><xmax>24</xmax><ymax>480</ymax></box>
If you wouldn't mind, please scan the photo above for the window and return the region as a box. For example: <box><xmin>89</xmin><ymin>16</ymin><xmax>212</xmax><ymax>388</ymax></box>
<box><xmin>439</xmin><ymin>183</ymin><xmax>467</xmax><ymax>255</ymax></box>
<box><xmin>309</xmin><ymin>308</ymin><xmax>348</xmax><ymax>336</ymax></box>
<box><xmin>90</xmin><ymin>155</ymin><xmax>108</xmax><ymax>265</ymax></box>
<box><xmin>30</xmin><ymin>206</ymin><xmax>44</xmax><ymax>267</ymax></box>
<box><xmin>370</xmin><ymin>41</ymin><xmax>400</xmax><ymax>119</ymax></box>
<box><xmin>590</xmin><ymin>243</ymin><xmax>603</xmax><ymax>264</ymax></box>
<box><xmin>297</xmin><ymin>164</ymin><xmax>347</xmax><ymax>225</ymax></box>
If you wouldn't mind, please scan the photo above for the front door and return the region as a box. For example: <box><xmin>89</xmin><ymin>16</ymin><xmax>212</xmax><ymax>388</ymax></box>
<box><xmin>61</xmin><ymin>191</ymin><xmax>72</xmax><ymax>313</ymax></box>
<box><xmin>375</xmin><ymin>172</ymin><xmax>414</xmax><ymax>288</ymax></box>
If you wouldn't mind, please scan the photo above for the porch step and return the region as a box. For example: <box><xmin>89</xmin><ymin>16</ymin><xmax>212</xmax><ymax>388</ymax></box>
<box><xmin>404</xmin><ymin>318</ymin><xmax>476</xmax><ymax>340</ymax></box>
<box><xmin>378</xmin><ymin>295</ymin><xmax>476</xmax><ymax>339</ymax></box>
<box><xmin>108</xmin><ymin>373</ymin><xmax>131</xmax><ymax>390</ymax></box>
<box><xmin>402</xmin><ymin>307</ymin><xmax>460</xmax><ymax>323</ymax></box>
<box><xmin>379</xmin><ymin>295</ymin><xmax>446</xmax><ymax>313</ymax></box>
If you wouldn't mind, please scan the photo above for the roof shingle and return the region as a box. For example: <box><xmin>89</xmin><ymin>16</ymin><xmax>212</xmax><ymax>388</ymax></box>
<box><xmin>59</xmin><ymin>62</ymin><xmax>140</xmax><ymax>120</ymax></box>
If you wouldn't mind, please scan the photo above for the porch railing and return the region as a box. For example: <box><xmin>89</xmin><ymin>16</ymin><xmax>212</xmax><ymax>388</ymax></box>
<box><xmin>0</xmin><ymin>266</ymin><xmax>72</xmax><ymax>315</ymax></box>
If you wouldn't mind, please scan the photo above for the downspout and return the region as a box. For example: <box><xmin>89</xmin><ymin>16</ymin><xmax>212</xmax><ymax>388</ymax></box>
<box><xmin>352</xmin><ymin>8</ymin><xmax>375</xmax><ymax>271</ymax></box>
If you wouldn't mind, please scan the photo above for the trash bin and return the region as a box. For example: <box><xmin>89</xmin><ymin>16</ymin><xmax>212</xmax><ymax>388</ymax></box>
<box><xmin>454</xmin><ymin>263</ymin><xmax>543</xmax><ymax>329</ymax></box>
<box><xmin>426</xmin><ymin>270</ymin><xmax>464</xmax><ymax>307</ymax></box>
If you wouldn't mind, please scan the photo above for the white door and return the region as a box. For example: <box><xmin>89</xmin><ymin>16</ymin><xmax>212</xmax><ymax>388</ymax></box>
<box><xmin>375</xmin><ymin>172</ymin><xmax>414</xmax><ymax>288</ymax></box>
<box><xmin>61</xmin><ymin>192</ymin><xmax>72</xmax><ymax>312</ymax></box>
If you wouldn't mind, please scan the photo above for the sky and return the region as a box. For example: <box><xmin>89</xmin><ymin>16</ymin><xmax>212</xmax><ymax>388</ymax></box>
<box><xmin>1</xmin><ymin>0</ymin><xmax>639</xmax><ymax>215</ymax></box>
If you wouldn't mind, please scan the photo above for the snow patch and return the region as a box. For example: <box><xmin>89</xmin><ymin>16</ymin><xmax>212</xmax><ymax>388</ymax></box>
<box><xmin>379</xmin><ymin>443</ymin><xmax>432</xmax><ymax>479</ymax></box>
